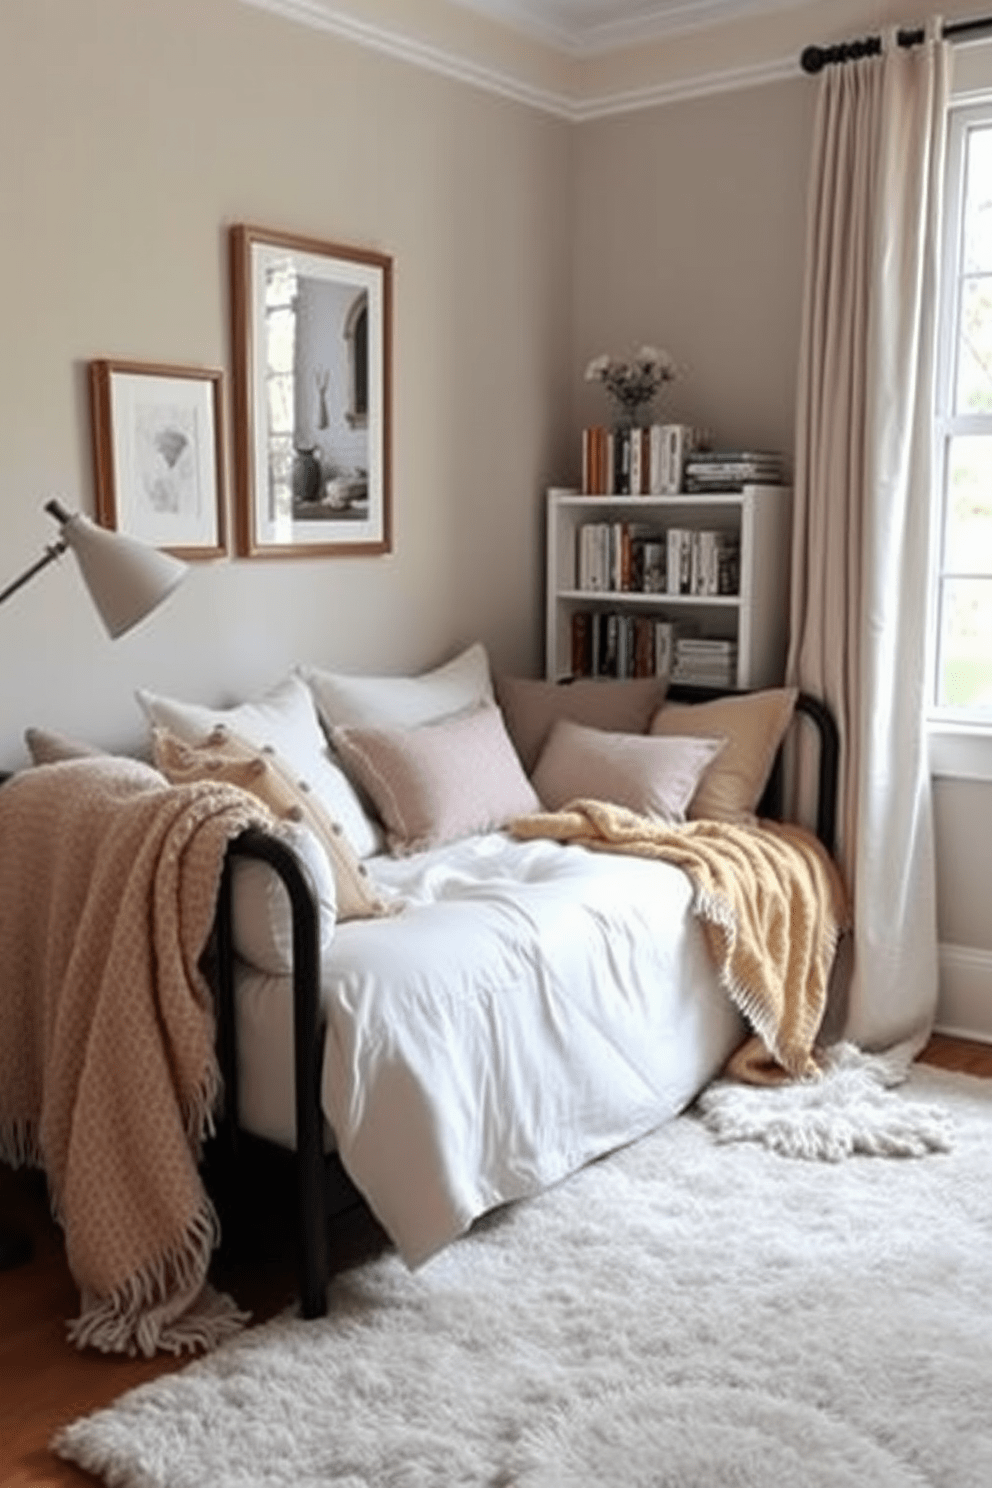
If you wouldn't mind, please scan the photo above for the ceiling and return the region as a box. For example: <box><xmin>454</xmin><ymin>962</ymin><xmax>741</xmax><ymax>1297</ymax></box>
<box><xmin>445</xmin><ymin>0</ymin><xmax>821</xmax><ymax>52</ymax></box>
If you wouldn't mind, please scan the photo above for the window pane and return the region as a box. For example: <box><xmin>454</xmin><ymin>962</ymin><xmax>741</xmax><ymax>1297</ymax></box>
<box><xmin>937</xmin><ymin>577</ymin><xmax>992</xmax><ymax>710</ymax></box>
<box><xmin>963</xmin><ymin>127</ymin><xmax>992</xmax><ymax>273</ymax></box>
<box><xmin>265</xmin><ymin>261</ymin><xmax>296</xmax><ymax>308</ymax></box>
<box><xmin>955</xmin><ymin>277</ymin><xmax>992</xmax><ymax>411</ymax></box>
<box><xmin>266</xmin><ymin>306</ymin><xmax>296</xmax><ymax>375</ymax></box>
<box><xmin>944</xmin><ymin>436</ymin><xmax>992</xmax><ymax>569</ymax></box>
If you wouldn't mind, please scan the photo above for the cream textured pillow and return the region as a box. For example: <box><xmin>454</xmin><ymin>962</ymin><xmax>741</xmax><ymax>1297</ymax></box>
<box><xmin>330</xmin><ymin>702</ymin><xmax>540</xmax><ymax>855</ymax></box>
<box><xmin>299</xmin><ymin>642</ymin><xmax>493</xmax><ymax>731</ymax></box>
<box><xmin>152</xmin><ymin>727</ymin><xmax>392</xmax><ymax>922</ymax></box>
<box><xmin>230</xmin><ymin>820</ymin><xmax>337</xmax><ymax>976</ymax></box>
<box><xmin>135</xmin><ymin>673</ymin><xmax>381</xmax><ymax>858</ymax></box>
<box><xmin>650</xmin><ymin>687</ymin><xmax>798</xmax><ymax>822</ymax></box>
<box><xmin>494</xmin><ymin>675</ymin><xmax>669</xmax><ymax>775</ymax></box>
<box><xmin>531</xmin><ymin>719</ymin><xmax>725</xmax><ymax>820</ymax></box>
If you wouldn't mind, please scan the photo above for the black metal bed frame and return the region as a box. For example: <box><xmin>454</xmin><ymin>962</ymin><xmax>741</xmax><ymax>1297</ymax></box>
<box><xmin>210</xmin><ymin>689</ymin><xmax>840</xmax><ymax>1320</ymax></box>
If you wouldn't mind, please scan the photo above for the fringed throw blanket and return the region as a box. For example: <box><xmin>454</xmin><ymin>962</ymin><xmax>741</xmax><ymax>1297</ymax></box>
<box><xmin>511</xmin><ymin>802</ymin><xmax>850</xmax><ymax>1084</ymax></box>
<box><xmin>0</xmin><ymin>756</ymin><xmax>274</xmax><ymax>1356</ymax></box>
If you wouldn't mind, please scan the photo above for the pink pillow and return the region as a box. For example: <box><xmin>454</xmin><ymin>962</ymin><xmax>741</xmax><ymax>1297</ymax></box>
<box><xmin>331</xmin><ymin>703</ymin><xmax>540</xmax><ymax>855</ymax></box>
<box><xmin>532</xmin><ymin>718</ymin><xmax>725</xmax><ymax>821</ymax></box>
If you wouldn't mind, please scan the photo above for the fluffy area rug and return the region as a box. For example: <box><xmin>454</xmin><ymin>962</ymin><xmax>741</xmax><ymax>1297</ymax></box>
<box><xmin>697</xmin><ymin>1040</ymin><xmax>956</xmax><ymax>1159</ymax></box>
<box><xmin>55</xmin><ymin>1063</ymin><xmax>992</xmax><ymax>1488</ymax></box>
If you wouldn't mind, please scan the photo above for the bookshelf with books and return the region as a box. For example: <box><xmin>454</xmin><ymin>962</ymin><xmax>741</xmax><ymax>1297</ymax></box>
<box><xmin>545</xmin><ymin>484</ymin><xmax>790</xmax><ymax>689</ymax></box>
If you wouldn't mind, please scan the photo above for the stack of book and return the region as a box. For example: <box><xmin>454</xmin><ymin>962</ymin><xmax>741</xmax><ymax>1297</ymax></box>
<box><xmin>671</xmin><ymin>637</ymin><xmax>738</xmax><ymax>687</ymax></box>
<box><xmin>665</xmin><ymin>529</ymin><xmax>740</xmax><ymax>596</ymax></box>
<box><xmin>683</xmin><ymin>450</ymin><xmax>784</xmax><ymax>492</ymax></box>
<box><xmin>576</xmin><ymin>521</ymin><xmax>668</xmax><ymax>594</ymax></box>
<box><xmin>581</xmin><ymin>424</ymin><xmax>707</xmax><ymax>495</ymax></box>
<box><xmin>570</xmin><ymin>612</ymin><xmax>688</xmax><ymax>680</ymax></box>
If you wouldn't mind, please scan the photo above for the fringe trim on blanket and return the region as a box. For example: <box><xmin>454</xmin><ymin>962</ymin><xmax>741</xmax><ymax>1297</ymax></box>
<box><xmin>2</xmin><ymin>1114</ymin><xmax>247</xmax><ymax>1357</ymax></box>
<box><xmin>0</xmin><ymin>1117</ymin><xmax>44</xmax><ymax>1170</ymax></box>
<box><xmin>67</xmin><ymin>1197</ymin><xmax>250</xmax><ymax>1358</ymax></box>
<box><xmin>690</xmin><ymin>885</ymin><xmax>841</xmax><ymax>1084</ymax></box>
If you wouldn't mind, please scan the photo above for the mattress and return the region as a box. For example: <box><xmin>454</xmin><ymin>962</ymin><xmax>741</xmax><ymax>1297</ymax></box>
<box><xmin>234</xmin><ymin>830</ymin><xmax>744</xmax><ymax>1267</ymax></box>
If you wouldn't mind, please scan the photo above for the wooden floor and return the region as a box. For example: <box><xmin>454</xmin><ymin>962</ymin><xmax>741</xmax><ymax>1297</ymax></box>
<box><xmin>1</xmin><ymin>1032</ymin><xmax>988</xmax><ymax>1487</ymax></box>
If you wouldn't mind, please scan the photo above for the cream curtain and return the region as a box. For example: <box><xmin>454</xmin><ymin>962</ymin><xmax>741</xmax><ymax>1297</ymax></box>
<box><xmin>787</xmin><ymin>23</ymin><xmax>948</xmax><ymax>1050</ymax></box>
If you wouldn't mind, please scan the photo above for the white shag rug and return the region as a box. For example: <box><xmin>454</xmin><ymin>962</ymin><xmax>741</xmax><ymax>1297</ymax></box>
<box><xmin>697</xmin><ymin>1040</ymin><xmax>956</xmax><ymax>1160</ymax></box>
<box><xmin>55</xmin><ymin>1063</ymin><xmax>992</xmax><ymax>1488</ymax></box>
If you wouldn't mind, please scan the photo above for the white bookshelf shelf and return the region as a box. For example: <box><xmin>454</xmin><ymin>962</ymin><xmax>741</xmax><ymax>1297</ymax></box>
<box><xmin>545</xmin><ymin>485</ymin><xmax>791</xmax><ymax>689</ymax></box>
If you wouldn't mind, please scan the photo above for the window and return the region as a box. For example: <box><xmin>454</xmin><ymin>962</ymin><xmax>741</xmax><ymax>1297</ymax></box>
<box><xmin>932</xmin><ymin>101</ymin><xmax>992</xmax><ymax>724</ymax></box>
<box><xmin>263</xmin><ymin>259</ymin><xmax>298</xmax><ymax>523</ymax></box>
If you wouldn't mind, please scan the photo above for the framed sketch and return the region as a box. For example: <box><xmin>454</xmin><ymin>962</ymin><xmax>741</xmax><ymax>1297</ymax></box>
<box><xmin>230</xmin><ymin>224</ymin><xmax>392</xmax><ymax>558</ymax></box>
<box><xmin>89</xmin><ymin>359</ymin><xmax>227</xmax><ymax>558</ymax></box>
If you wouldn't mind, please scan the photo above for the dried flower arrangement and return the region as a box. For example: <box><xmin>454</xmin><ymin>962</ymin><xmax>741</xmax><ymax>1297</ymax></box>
<box><xmin>584</xmin><ymin>345</ymin><xmax>677</xmax><ymax>425</ymax></box>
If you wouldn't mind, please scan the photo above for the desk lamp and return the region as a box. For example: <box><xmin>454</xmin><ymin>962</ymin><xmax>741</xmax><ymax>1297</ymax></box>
<box><xmin>0</xmin><ymin>498</ymin><xmax>187</xmax><ymax>1268</ymax></box>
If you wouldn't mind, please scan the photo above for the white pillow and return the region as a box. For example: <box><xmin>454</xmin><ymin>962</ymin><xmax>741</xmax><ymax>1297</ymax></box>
<box><xmin>135</xmin><ymin>673</ymin><xmax>382</xmax><ymax>858</ymax></box>
<box><xmin>230</xmin><ymin>821</ymin><xmax>337</xmax><ymax>976</ymax></box>
<box><xmin>298</xmin><ymin>642</ymin><xmax>493</xmax><ymax>731</ymax></box>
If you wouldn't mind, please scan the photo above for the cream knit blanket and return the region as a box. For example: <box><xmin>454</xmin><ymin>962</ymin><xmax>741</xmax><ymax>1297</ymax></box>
<box><xmin>511</xmin><ymin>802</ymin><xmax>850</xmax><ymax>1084</ymax></box>
<box><xmin>0</xmin><ymin>756</ymin><xmax>274</xmax><ymax>1356</ymax></box>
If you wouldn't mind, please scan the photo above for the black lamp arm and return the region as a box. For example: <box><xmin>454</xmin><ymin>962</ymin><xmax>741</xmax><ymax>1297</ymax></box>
<box><xmin>0</xmin><ymin>539</ymin><xmax>67</xmax><ymax>611</ymax></box>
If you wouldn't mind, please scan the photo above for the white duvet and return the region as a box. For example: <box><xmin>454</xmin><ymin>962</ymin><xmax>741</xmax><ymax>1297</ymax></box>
<box><xmin>235</xmin><ymin>831</ymin><xmax>745</xmax><ymax>1268</ymax></box>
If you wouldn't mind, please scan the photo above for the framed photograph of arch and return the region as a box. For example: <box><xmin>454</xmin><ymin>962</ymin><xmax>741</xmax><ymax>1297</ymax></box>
<box><xmin>231</xmin><ymin>224</ymin><xmax>393</xmax><ymax>557</ymax></box>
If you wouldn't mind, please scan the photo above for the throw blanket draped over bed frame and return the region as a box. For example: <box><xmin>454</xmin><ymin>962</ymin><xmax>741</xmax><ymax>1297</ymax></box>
<box><xmin>0</xmin><ymin>757</ymin><xmax>273</xmax><ymax>1356</ymax></box>
<box><xmin>511</xmin><ymin>802</ymin><xmax>850</xmax><ymax>1085</ymax></box>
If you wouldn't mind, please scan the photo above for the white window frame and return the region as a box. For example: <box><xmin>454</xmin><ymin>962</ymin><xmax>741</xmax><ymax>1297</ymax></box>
<box><xmin>929</xmin><ymin>63</ymin><xmax>992</xmax><ymax>780</ymax></box>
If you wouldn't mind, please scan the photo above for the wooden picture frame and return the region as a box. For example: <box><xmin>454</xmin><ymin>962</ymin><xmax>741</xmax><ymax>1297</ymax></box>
<box><xmin>89</xmin><ymin>359</ymin><xmax>227</xmax><ymax>559</ymax></box>
<box><xmin>230</xmin><ymin>224</ymin><xmax>393</xmax><ymax>558</ymax></box>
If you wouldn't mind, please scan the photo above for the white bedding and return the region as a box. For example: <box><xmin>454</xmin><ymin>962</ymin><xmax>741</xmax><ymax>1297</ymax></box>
<box><xmin>234</xmin><ymin>831</ymin><xmax>744</xmax><ymax>1268</ymax></box>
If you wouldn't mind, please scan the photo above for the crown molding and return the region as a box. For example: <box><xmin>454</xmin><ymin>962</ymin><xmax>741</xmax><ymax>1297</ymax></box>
<box><xmin>238</xmin><ymin>0</ymin><xmax>576</xmax><ymax>115</ymax></box>
<box><xmin>237</xmin><ymin>0</ymin><xmax>802</xmax><ymax>119</ymax></box>
<box><xmin>452</xmin><ymin>0</ymin><xmax>820</xmax><ymax>57</ymax></box>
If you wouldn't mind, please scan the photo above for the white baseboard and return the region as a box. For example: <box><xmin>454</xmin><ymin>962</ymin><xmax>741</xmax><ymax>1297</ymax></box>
<box><xmin>936</xmin><ymin>943</ymin><xmax>992</xmax><ymax>1046</ymax></box>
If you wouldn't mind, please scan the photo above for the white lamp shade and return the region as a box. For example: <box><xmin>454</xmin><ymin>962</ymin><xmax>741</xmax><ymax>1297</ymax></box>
<box><xmin>61</xmin><ymin>513</ymin><xmax>187</xmax><ymax>639</ymax></box>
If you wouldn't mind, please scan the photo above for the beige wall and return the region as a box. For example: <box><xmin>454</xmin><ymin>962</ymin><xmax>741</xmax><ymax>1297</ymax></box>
<box><xmin>571</xmin><ymin>77</ymin><xmax>815</xmax><ymax>457</ymax></box>
<box><xmin>0</xmin><ymin>0</ymin><xmax>572</xmax><ymax>764</ymax></box>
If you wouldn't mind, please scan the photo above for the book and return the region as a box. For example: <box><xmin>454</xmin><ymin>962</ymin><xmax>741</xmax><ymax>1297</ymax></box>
<box><xmin>649</xmin><ymin>425</ymin><xmax>707</xmax><ymax>494</ymax></box>
<box><xmin>666</xmin><ymin>528</ymin><xmax>692</xmax><ymax>595</ymax></box>
<box><xmin>654</xmin><ymin>620</ymin><xmax>675</xmax><ymax>678</ymax></box>
<box><xmin>571</xmin><ymin>611</ymin><xmax>591</xmax><ymax>675</ymax></box>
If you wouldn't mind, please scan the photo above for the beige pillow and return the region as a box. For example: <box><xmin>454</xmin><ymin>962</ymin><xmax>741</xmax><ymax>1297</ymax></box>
<box><xmin>331</xmin><ymin>703</ymin><xmax>540</xmax><ymax>856</ymax></box>
<box><xmin>25</xmin><ymin>727</ymin><xmax>106</xmax><ymax>764</ymax></box>
<box><xmin>650</xmin><ymin>687</ymin><xmax>798</xmax><ymax>822</ymax></box>
<box><xmin>152</xmin><ymin>727</ymin><xmax>392</xmax><ymax>922</ymax></box>
<box><xmin>494</xmin><ymin>675</ymin><xmax>668</xmax><ymax>776</ymax></box>
<box><xmin>532</xmin><ymin>719</ymin><xmax>725</xmax><ymax>820</ymax></box>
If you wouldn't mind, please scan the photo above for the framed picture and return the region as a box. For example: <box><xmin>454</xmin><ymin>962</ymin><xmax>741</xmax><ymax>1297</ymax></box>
<box><xmin>89</xmin><ymin>359</ymin><xmax>227</xmax><ymax>559</ymax></box>
<box><xmin>230</xmin><ymin>224</ymin><xmax>393</xmax><ymax>558</ymax></box>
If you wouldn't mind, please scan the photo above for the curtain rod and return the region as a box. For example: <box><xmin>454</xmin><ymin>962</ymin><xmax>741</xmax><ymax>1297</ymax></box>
<box><xmin>801</xmin><ymin>15</ymin><xmax>992</xmax><ymax>74</ymax></box>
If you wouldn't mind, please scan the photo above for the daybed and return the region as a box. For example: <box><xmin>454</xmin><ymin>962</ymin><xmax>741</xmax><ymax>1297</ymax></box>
<box><xmin>0</xmin><ymin>645</ymin><xmax>843</xmax><ymax>1350</ymax></box>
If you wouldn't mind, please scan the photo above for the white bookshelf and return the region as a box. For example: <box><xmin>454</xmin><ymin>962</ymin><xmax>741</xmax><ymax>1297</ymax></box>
<box><xmin>545</xmin><ymin>485</ymin><xmax>791</xmax><ymax>689</ymax></box>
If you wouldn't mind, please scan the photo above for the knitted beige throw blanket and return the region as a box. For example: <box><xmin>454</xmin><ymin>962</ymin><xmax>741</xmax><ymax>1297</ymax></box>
<box><xmin>0</xmin><ymin>756</ymin><xmax>273</xmax><ymax>1356</ymax></box>
<box><xmin>511</xmin><ymin>802</ymin><xmax>850</xmax><ymax>1084</ymax></box>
